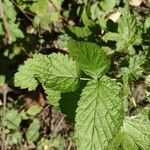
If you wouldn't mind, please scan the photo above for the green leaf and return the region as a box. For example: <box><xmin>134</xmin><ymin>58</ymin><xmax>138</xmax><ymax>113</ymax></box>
<box><xmin>3</xmin><ymin>0</ymin><xmax>24</xmax><ymax>42</ymax></box>
<box><xmin>102</xmin><ymin>32</ymin><xmax>119</xmax><ymax>42</ymax></box>
<box><xmin>15</xmin><ymin>54</ymin><xmax>50</xmax><ymax>91</ymax></box>
<box><xmin>43</xmin><ymin>85</ymin><xmax>61</xmax><ymax>107</ymax></box>
<box><xmin>121</xmin><ymin>132</ymin><xmax>138</xmax><ymax>150</ymax></box>
<box><xmin>34</xmin><ymin>12</ymin><xmax>59</xmax><ymax>31</ymax></box>
<box><xmin>37</xmin><ymin>133</ymin><xmax>65</xmax><ymax>150</ymax></box>
<box><xmin>68</xmin><ymin>39</ymin><xmax>110</xmax><ymax>79</ymax></box>
<box><xmin>26</xmin><ymin>119</ymin><xmax>40</xmax><ymax>142</ymax></box>
<box><xmin>30</xmin><ymin>0</ymin><xmax>48</xmax><ymax>17</ymax></box>
<box><xmin>15</xmin><ymin>53</ymin><xmax>80</xmax><ymax>93</ymax></box>
<box><xmin>43</xmin><ymin>53</ymin><xmax>80</xmax><ymax>93</ymax></box>
<box><xmin>68</xmin><ymin>26</ymin><xmax>91</xmax><ymax>38</ymax></box>
<box><xmin>81</xmin><ymin>5</ymin><xmax>94</xmax><ymax>26</ymax></box>
<box><xmin>4</xmin><ymin>0</ymin><xmax>17</xmax><ymax>22</ymax></box>
<box><xmin>144</xmin><ymin>16</ymin><xmax>150</xmax><ymax>32</ymax></box>
<box><xmin>90</xmin><ymin>2</ymin><xmax>103</xmax><ymax>20</ymax></box>
<box><xmin>109</xmin><ymin>131</ymin><xmax>138</xmax><ymax>150</ymax></box>
<box><xmin>100</xmin><ymin>0</ymin><xmax>116</xmax><ymax>11</ymax></box>
<box><xmin>7</xmin><ymin>131</ymin><xmax>22</xmax><ymax>145</ymax></box>
<box><xmin>123</xmin><ymin>117</ymin><xmax>150</xmax><ymax>149</ymax></box>
<box><xmin>97</xmin><ymin>17</ymin><xmax>107</xmax><ymax>30</ymax></box>
<box><xmin>128</xmin><ymin>53</ymin><xmax>145</xmax><ymax>80</ymax></box>
<box><xmin>121</xmin><ymin>52</ymin><xmax>146</xmax><ymax>82</ymax></box>
<box><xmin>26</xmin><ymin>105</ymin><xmax>42</xmax><ymax>116</ymax></box>
<box><xmin>75</xmin><ymin>76</ymin><xmax>124</xmax><ymax>150</ymax></box>
<box><xmin>103</xmin><ymin>6</ymin><xmax>142</xmax><ymax>52</ymax></box>
<box><xmin>30</xmin><ymin>0</ymin><xmax>59</xmax><ymax>30</ymax></box>
<box><xmin>57</xmin><ymin>34</ymin><xmax>68</xmax><ymax>49</ymax></box>
<box><xmin>139</xmin><ymin>107</ymin><xmax>150</xmax><ymax>120</ymax></box>
<box><xmin>5</xmin><ymin>110</ymin><xmax>22</xmax><ymax>129</ymax></box>
<box><xmin>110</xmin><ymin>116</ymin><xmax>150</xmax><ymax>150</ymax></box>
<box><xmin>8</xmin><ymin>23</ymin><xmax>24</xmax><ymax>39</ymax></box>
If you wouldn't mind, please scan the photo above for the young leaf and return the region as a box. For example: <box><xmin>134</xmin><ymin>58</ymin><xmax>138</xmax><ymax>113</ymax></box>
<box><xmin>100</xmin><ymin>0</ymin><xmax>116</xmax><ymax>11</ymax></box>
<box><xmin>26</xmin><ymin>105</ymin><xmax>42</xmax><ymax>116</ymax></box>
<box><xmin>26</xmin><ymin>119</ymin><xmax>40</xmax><ymax>142</ymax></box>
<box><xmin>120</xmin><ymin>52</ymin><xmax>146</xmax><ymax>98</ymax></box>
<box><xmin>4</xmin><ymin>0</ymin><xmax>17</xmax><ymax>22</ymax></box>
<box><xmin>103</xmin><ymin>6</ymin><xmax>142</xmax><ymax>53</ymax></box>
<box><xmin>3</xmin><ymin>0</ymin><xmax>24</xmax><ymax>42</ymax></box>
<box><xmin>8</xmin><ymin>23</ymin><xmax>24</xmax><ymax>39</ymax></box>
<box><xmin>7</xmin><ymin>131</ymin><xmax>22</xmax><ymax>145</ymax></box>
<box><xmin>30</xmin><ymin>0</ymin><xmax>49</xmax><ymax>17</ymax></box>
<box><xmin>67</xmin><ymin>26</ymin><xmax>91</xmax><ymax>38</ymax></box>
<box><xmin>128</xmin><ymin>53</ymin><xmax>146</xmax><ymax>80</ymax></box>
<box><xmin>75</xmin><ymin>76</ymin><xmax>124</xmax><ymax>150</ymax></box>
<box><xmin>81</xmin><ymin>5</ymin><xmax>94</xmax><ymax>26</ymax></box>
<box><xmin>30</xmin><ymin>0</ymin><xmax>59</xmax><ymax>30</ymax></box>
<box><xmin>68</xmin><ymin>39</ymin><xmax>110</xmax><ymax>79</ymax></box>
<box><xmin>90</xmin><ymin>2</ymin><xmax>103</xmax><ymax>21</ymax></box>
<box><xmin>5</xmin><ymin>110</ymin><xmax>22</xmax><ymax>130</ymax></box>
<box><xmin>121</xmin><ymin>52</ymin><xmax>146</xmax><ymax>84</ymax></box>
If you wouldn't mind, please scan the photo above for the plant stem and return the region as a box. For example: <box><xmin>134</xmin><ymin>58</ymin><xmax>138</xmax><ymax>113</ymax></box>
<box><xmin>130</xmin><ymin>96</ymin><xmax>137</xmax><ymax>107</ymax></box>
<box><xmin>11</xmin><ymin>0</ymin><xmax>33</xmax><ymax>22</ymax></box>
<box><xmin>0</xmin><ymin>0</ymin><xmax>13</xmax><ymax>44</ymax></box>
<box><xmin>80</xmin><ymin>78</ymin><xmax>91</xmax><ymax>81</ymax></box>
<box><xmin>2</xmin><ymin>84</ymin><xmax>8</xmax><ymax>150</ymax></box>
<box><xmin>50</xmin><ymin>0</ymin><xmax>60</xmax><ymax>12</ymax></box>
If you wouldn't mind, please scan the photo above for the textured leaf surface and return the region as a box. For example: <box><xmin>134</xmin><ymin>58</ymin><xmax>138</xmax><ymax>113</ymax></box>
<box><xmin>120</xmin><ymin>52</ymin><xmax>146</xmax><ymax>91</ymax></box>
<box><xmin>68</xmin><ymin>39</ymin><xmax>110</xmax><ymax>79</ymax></box>
<box><xmin>123</xmin><ymin>117</ymin><xmax>150</xmax><ymax>150</ymax></box>
<box><xmin>75</xmin><ymin>76</ymin><xmax>124</xmax><ymax>150</ymax></box>
<box><xmin>43</xmin><ymin>85</ymin><xmax>61</xmax><ymax>107</ymax></box>
<box><xmin>14</xmin><ymin>54</ymin><xmax>50</xmax><ymax>91</ymax></box>
<box><xmin>44</xmin><ymin>53</ymin><xmax>80</xmax><ymax>92</ymax></box>
<box><xmin>127</xmin><ymin>53</ymin><xmax>146</xmax><ymax>80</ymax></box>
<box><xmin>15</xmin><ymin>53</ymin><xmax>80</xmax><ymax>93</ymax></box>
<box><xmin>109</xmin><ymin>116</ymin><xmax>150</xmax><ymax>150</ymax></box>
<box><xmin>103</xmin><ymin>7</ymin><xmax>141</xmax><ymax>52</ymax></box>
<box><xmin>121</xmin><ymin>132</ymin><xmax>138</xmax><ymax>150</ymax></box>
<box><xmin>109</xmin><ymin>131</ymin><xmax>138</xmax><ymax>150</ymax></box>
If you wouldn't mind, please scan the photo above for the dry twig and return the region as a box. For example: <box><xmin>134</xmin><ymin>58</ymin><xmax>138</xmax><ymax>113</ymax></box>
<box><xmin>1</xmin><ymin>84</ymin><xmax>8</xmax><ymax>150</ymax></box>
<box><xmin>0</xmin><ymin>0</ymin><xmax>13</xmax><ymax>44</ymax></box>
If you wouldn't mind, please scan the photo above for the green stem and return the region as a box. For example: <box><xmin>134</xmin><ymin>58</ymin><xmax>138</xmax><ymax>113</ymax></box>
<box><xmin>80</xmin><ymin>78</ymin><xmax>91</xmax><ymax>81</ymax></box>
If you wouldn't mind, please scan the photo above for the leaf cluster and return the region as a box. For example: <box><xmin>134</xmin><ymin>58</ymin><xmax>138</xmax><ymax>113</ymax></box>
<box><xmin>14</xmin><ymin>38</ymin><xmax>150</xmax><ymax>149</ymax></box>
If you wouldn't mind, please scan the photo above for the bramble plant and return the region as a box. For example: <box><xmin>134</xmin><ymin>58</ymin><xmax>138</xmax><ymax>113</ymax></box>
<box><xmin>14</xmin><ymin>39</ymin><xmax>150</xmax><ymax>150</ymax></box>
<box><xmin>1</xmin><ymin>0</ymin><xmax>150</xmax><ymax>149</ymax></box>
